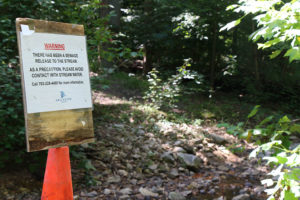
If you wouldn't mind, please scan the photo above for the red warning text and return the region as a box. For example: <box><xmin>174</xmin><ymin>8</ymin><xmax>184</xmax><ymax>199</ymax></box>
<box><xmin>44</xmin><ymin>43</ymin><xmax>65</xmax><ymax>50</ymax></box>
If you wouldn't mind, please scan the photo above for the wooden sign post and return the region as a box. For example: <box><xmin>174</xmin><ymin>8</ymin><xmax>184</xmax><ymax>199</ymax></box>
<box><xmin>16</xmin><ymin>18</ymin><xmax>95</xmax><ymax>199</ymax></box>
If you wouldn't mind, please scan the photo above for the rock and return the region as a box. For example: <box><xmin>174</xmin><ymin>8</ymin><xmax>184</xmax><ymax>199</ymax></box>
<box><xmin>120</xmin><ymin>195</ymin><xmax>130</xmax><ymax>199</ymax></box>
<box><xmin>209</xmin><ymin>133</ymin><xmax>227</xmax><ymax>144</ymax></box>
<box><xmin>208</xmin><ymin>188</ymin><xmax>215</xmax><ymax>194</ymax></box>
<box><xmin>244</xmin><ymin>182</ymin><xmax>252</xmax><ymax>187</ymax></box>
<box><xmin>173</xmin><ymin>146</ymin><xmax>186</xmax><ymax>153</ymax></box>
<box><xmin>126</xmin><ymin>163</ymin><xmax>133</xmax><ymax>170</ymax></box>
<box><xmin>137</xmin><ymin>129</ymin><xmax>145</xmax><ymax>135</ymax></box>
<box><xmin>200</xmin><ymin>189</ymin><xmax>206</xmax><ymax>194</ymax></box>
<box><xmin>218</xmin><ymin>165</ymin><xmax>230</xmax><ymax>172</ymax></box>
<box><xmin>104</xmin><ymin>189</ymin><xmax>111</xmax><ymax>195</ymax></box>
<box><xmin>107</xmin><ymin>175</ymin><xmax>121</xmax><ymax>183</ymax></box>
<box><xmin>118</xmin><ymin>169</ymin><xmax>128</xmax><ymax>177</ymax></box>
<box><xmin>119</xmin><ymin>188</ymin><xmax>132</xmax><ymax>195</ymax></box>
<box><xmin>169</xmin><ymin>168</ymin><xmax>179</xmax><ymax>178</ymax></box>
<box><xmin>181</xmin><ymin>190</ymin><xmax>192</xmax><ymax>197</ymax></box>
<box><xmin>139</xmin><ymin>187</ymin><xmax>159</xmax><ymax>197</ymax></box>
<box><xmin>177</xmin><ymin>153</ymin><xmax>202</xmax><ymax>169</ymax></box>
<box><xmin>81</xmin><ymin>191</ymin><xmax>97</xmax><ymax>197</ymax></box>
<box><xmin>174</xmin><ymin>140</ymin><xmax>183</xmax><ymax>146</ymax></box>
<box><xmin>239</xmin><ymin>188</ymin><xmax>249</xmax><ymax>194</ymax></box>
<box><xmin>253</xmin><ymin>186</ymin><xmax>265</xmax><ymax>194</ymax></box>
<box><xmin>168</xmin><ymin>192</ymin><xmax>186</xmax><ymax>200</ymax></box>
<box><xmin>182</xmin><ymin>145</ymin><xmax>195</xmax><ymax>154</ymax></box>
<box><xmin>214</xmin><ymin>196</ymin><xmax>225</xmax><ymax>200</ymax></box>
<box><xmin>161</xmin><ymin>151</ymin><xmax>175</xmax><ymax>163</ymax></box>
<box><xmin>130</xmin><ymin>179</ymin><xmax>137</xmax><ymax>185</ymax></box>
<box><xmin>114</xmin><ymin>124</ymin><xmax>124</xmax><ymax>128</ymax></box>
<box><xmin>232</xmin><ymin>194</ymin><xmax>250</xmax><ymax>200</ymax></box>
<box><xmin>187</xmin><ymin>182</ymin><xmax>200</xmax><ymax>189</ymax></box>
<box><xmin>149</xmin><ymin>164</ymin><xmax>158</xmax><ymax>170</ymax></box>
<box><xmin>212</xmin><ymin>177</ymin><xmax>219</xmax><ymax>182</ymax></box>
<box><xmin>178</xmin><ymin>167</ymin><xmax>185</xmax><ymax>172</ymax></box>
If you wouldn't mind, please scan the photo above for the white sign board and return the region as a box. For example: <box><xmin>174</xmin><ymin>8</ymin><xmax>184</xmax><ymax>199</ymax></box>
<box><xmin>20</xmin><ymin>32</ymin><xmax>92</xmax><ymax>113</ymax></box>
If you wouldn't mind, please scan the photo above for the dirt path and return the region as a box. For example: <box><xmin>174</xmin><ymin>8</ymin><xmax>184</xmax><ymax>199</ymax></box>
<box><xmin>0</xmin><ymin>90</ymin><xmax>268</xmax><ymax>200</ymax></box>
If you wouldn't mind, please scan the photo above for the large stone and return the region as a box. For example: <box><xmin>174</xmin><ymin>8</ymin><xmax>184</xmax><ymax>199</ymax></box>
<box><xmin>118</xmin><ymin>169</ymin><xmax>128</xmax><ymax>177</ymax></box>
<box><xmin>119</xmin><ymin>188</ymin><xmax>132</xmax><ymax>195</ymax></box>
<box><xmin>169</xmin><ymin>168</ymin><xmax>179</xmax><ymax>178</ymax></box>
<box><xmin>139</xmin><ymin>187</ymin><xmax>159</xmax><ymax>197</ymax></box>
<box><xmin>168</xmin><ymin>192</ymin><xmax>186</xmax><ymax>200</ymax></box>
<box><xmin>104</xmin><ymin>189</ymin><xmax>111</xmax><ymax>195</ymax></box>
<box><xmin>177</xmin><ymin>153</ymin><xmax>202</xmax><ymax>169</ymax></box>
<box><xmin>161</xmin><ymin>151</ymin><xmax>175</xmax><ymax>163</ymax></box>
<box><xmin>173</xmin><ymin>146</ymin><xmax>186</xmax><ymax>153</ymax></box>
<box><xmin>209</xmin><ymin>133</ymin><xmax>227</xmax><ymax>144</ymax></box>
<box><xmin>232</xmin><ymin>194</ymin><xmax>250</xmax><ymax>200</ymax></box>
<box><xmin>107</xmin><ymin>175</ymin><xmax>121</xmax><ymax>183</ymax></box>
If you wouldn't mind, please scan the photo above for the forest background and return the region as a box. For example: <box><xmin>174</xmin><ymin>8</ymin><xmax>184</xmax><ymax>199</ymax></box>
<box><xmin>0</xmin><ymin>0</ymin><xmax>299</xmax><ymax>199</ymax></box>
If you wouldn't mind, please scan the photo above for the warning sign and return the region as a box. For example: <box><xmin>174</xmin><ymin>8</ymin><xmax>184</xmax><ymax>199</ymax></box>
<box><xmin>20</xmin><ymin>33</ymin><xmax>92</xmax><ymax>114</ymax></box>
<box><xmin>16</xmin><ymin>18</ymin><xmax>94</xmax><ymax>152</ymax></box>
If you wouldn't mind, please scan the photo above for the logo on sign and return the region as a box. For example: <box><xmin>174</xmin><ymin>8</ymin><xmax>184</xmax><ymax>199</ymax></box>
<box><xmin>56</xmin><ymin>91</ymin><xmax>72</xmax><ymax>103</ymax></box>
<box><xmin>60</xmin><ymin>91</ymin><xmax>66</xmax><ymax>98</ymax></box>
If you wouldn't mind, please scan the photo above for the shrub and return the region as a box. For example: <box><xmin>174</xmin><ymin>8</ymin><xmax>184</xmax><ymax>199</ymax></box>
<box><xmin>144</xmin><ymin>59</ymin><xmax>203</xmax><ymax>109</ymax></box>
<box><xmin>0</xmin><ymin>64</ymin><xmax>25</xmax><ymax>167</ymax></box>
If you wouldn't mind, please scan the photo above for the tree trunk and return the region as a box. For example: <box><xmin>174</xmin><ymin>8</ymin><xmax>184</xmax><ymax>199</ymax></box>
<box><xmin>99</xmin><ymin>0</ymin><xmax>121</xmax><ymax>69</ymax></box>
<box><xmin>210</xmin><ymin>20</ymin><xmax>218</xmax><ymax>89</ymax></box>
<box><xmin>232</xmin><ymin>29</ymin><xmax>238</xmax><ymax>55</ymax></box>
<box><xmin>252</xmin><ymin>22</ymin><xmax>260</xmax><ymax>82</ymax></box>
<box><xmin>143</xmin><ymin>0</ymin><xmax>153</xmax><ymax>74</ymax></box>
<box><xmin>144</xmin><ymin>44</ymin><xmax>155</xmax><ymax>74</ymax></box>
<box><xmin>108</xmin><ymin>0</ymin><xmax>121</xmax><ymax>32</ymax></box>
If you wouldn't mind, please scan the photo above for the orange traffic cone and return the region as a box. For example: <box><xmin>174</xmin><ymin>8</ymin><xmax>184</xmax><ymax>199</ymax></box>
<box><xmin>41</xmin><ymin>146</ymin><xmax>73</xmax><ymax>200</ymax></box>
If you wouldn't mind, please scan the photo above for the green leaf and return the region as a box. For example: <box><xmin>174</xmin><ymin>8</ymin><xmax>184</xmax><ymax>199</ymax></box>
<box><xmin>248</xmin><ymin>105</ymin><xmax>260</xmax><ymax>119</ymax></box>
<box><xmin>284</xmin><ymin>189</ymin><xmax>298</xmax><ymax>200</ymax></box>
<box><xmin>84</xmin><ymin>160</ymin><xmax>96</xmax><ymax>171</ymax></box>
<box><xmin>220</xmin><ymin>19</ymin><xmax>241</xmax><ymax>32</ymax></box>
<box><xmin>249</xmin><ymin>147</ymin><xmax>261</xmax><ymax>158</ymax></box>
<box><xmin>268</xmin><ymin>164</ymin><xmax>283</xmax><ymax>177</ymax></box>
<box><xmin>130</xmin><ymin>52</ymin><xmax>138</xmax><ymax>57</ymax></box>
<box><xmin>291</xmin><ymin>185</ymin><xmax>300</xmax><ymax>197</ymax></box>
<box><xmin>284</xmin><ymin>169</ymin><xmax>300</xmax><ymax>181</ymax></box>
<box><xmin>253</xmin><ymin>129</ymin><xmax>262</xmax><ymax>135</ymax></box>
<box><xmin>279</xmin><ymin>115</ymin><xmax>291</xmax><ymax>124</ymax></box>
<box><xmin>264</xmin><ymin>156</ymin><xmax>278</xmax><ymax>164</ymax></box>
<box><xmin>261</xmin><ymin>140</ymin><xmax>281</xmax><ymax>151</ymax></box>
<box><xmin>284</xmin><ymin>47</ymin><xmax>300</xmax><ymax>63</ymax></box>
<box><xmin>261</xmin><ymin>179</ymin><xmax>274</xmax><ymax>187</ymax></box>
<box><xmin>290</xmin><ymin>124</ymin><xmax>300</xmax><ymax>133</ymax></box>
<box><xmin>276</xmin><ymin>155</ymin><xmax>288</xmax><ymax>164</ymax></box>
<box><xmin>269</xmin><ymin>50</ymin><xmax>282</xmax><ymax>59</ymax></box>
<box><xmin>259</xmin><ymin>115</ymin><xmax>274</xmax><ymax>126</ymax></box>
<box><xmin>226</xmin><ymin>4</ymin><xmax>238</xmax><ymax>11</ymax></box>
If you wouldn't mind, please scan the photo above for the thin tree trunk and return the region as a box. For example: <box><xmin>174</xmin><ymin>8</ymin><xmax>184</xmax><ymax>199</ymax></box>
<box><xmin>143</xmin><ymin>0</ymin><xmax>153</xmax><ymax>74</ymax></box>
<box><xmin>210</xmin><ymin>20</ymin><xmax>217</xmax><ymax>89</ymax></box>
<box><xmin>99</xmin><ymin>0</ymin><xmax>121</xmax><ymax>69</ymax></box>
<box><xmin>252</xmin><ymin>22</ymin><xmax>259</xmax><ymax>82</ymax></box>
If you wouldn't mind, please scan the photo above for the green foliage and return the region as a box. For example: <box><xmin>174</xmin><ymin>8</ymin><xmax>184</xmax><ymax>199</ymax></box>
<box><xmin>68</xmin><ymin>0</ymin><xmax>114</xmax><ymax>72</ymax></box>
<box><xmin>0</xmin><ymin>0</ymin><xmax>116</xmax><ymax>169</ymax></box>
<box><xmin>222</xmin><ymin>0</ymin><xmax>300</xmax><ymax>63</ymax></box>
<box><xmin>250</xmin><ymin>140</ymin><xmax>300</xmax><ymax>200</ymax></box>
<box><xmin>70</xmin><ymin>146</ymin><xmax>97</xmax><ymax>186</ymax></box>
<box><xmin>222</xmin><ymin>106</ymin><xmax>300</xmax><ymax>200</ymax></box>
<box><xmin>144</xmin><ymin>59</ymin><xmax>203</xmax><ymax>109</ymax></box>
<box><xmin>217</xmin><ymin>122</ymin><xmax>244</xmax><ymax>136</ymax></box>
<box><xmin>0</xmin><ymin>64</ymin><xmax>25</xmax><ymax>167</ymax></box>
